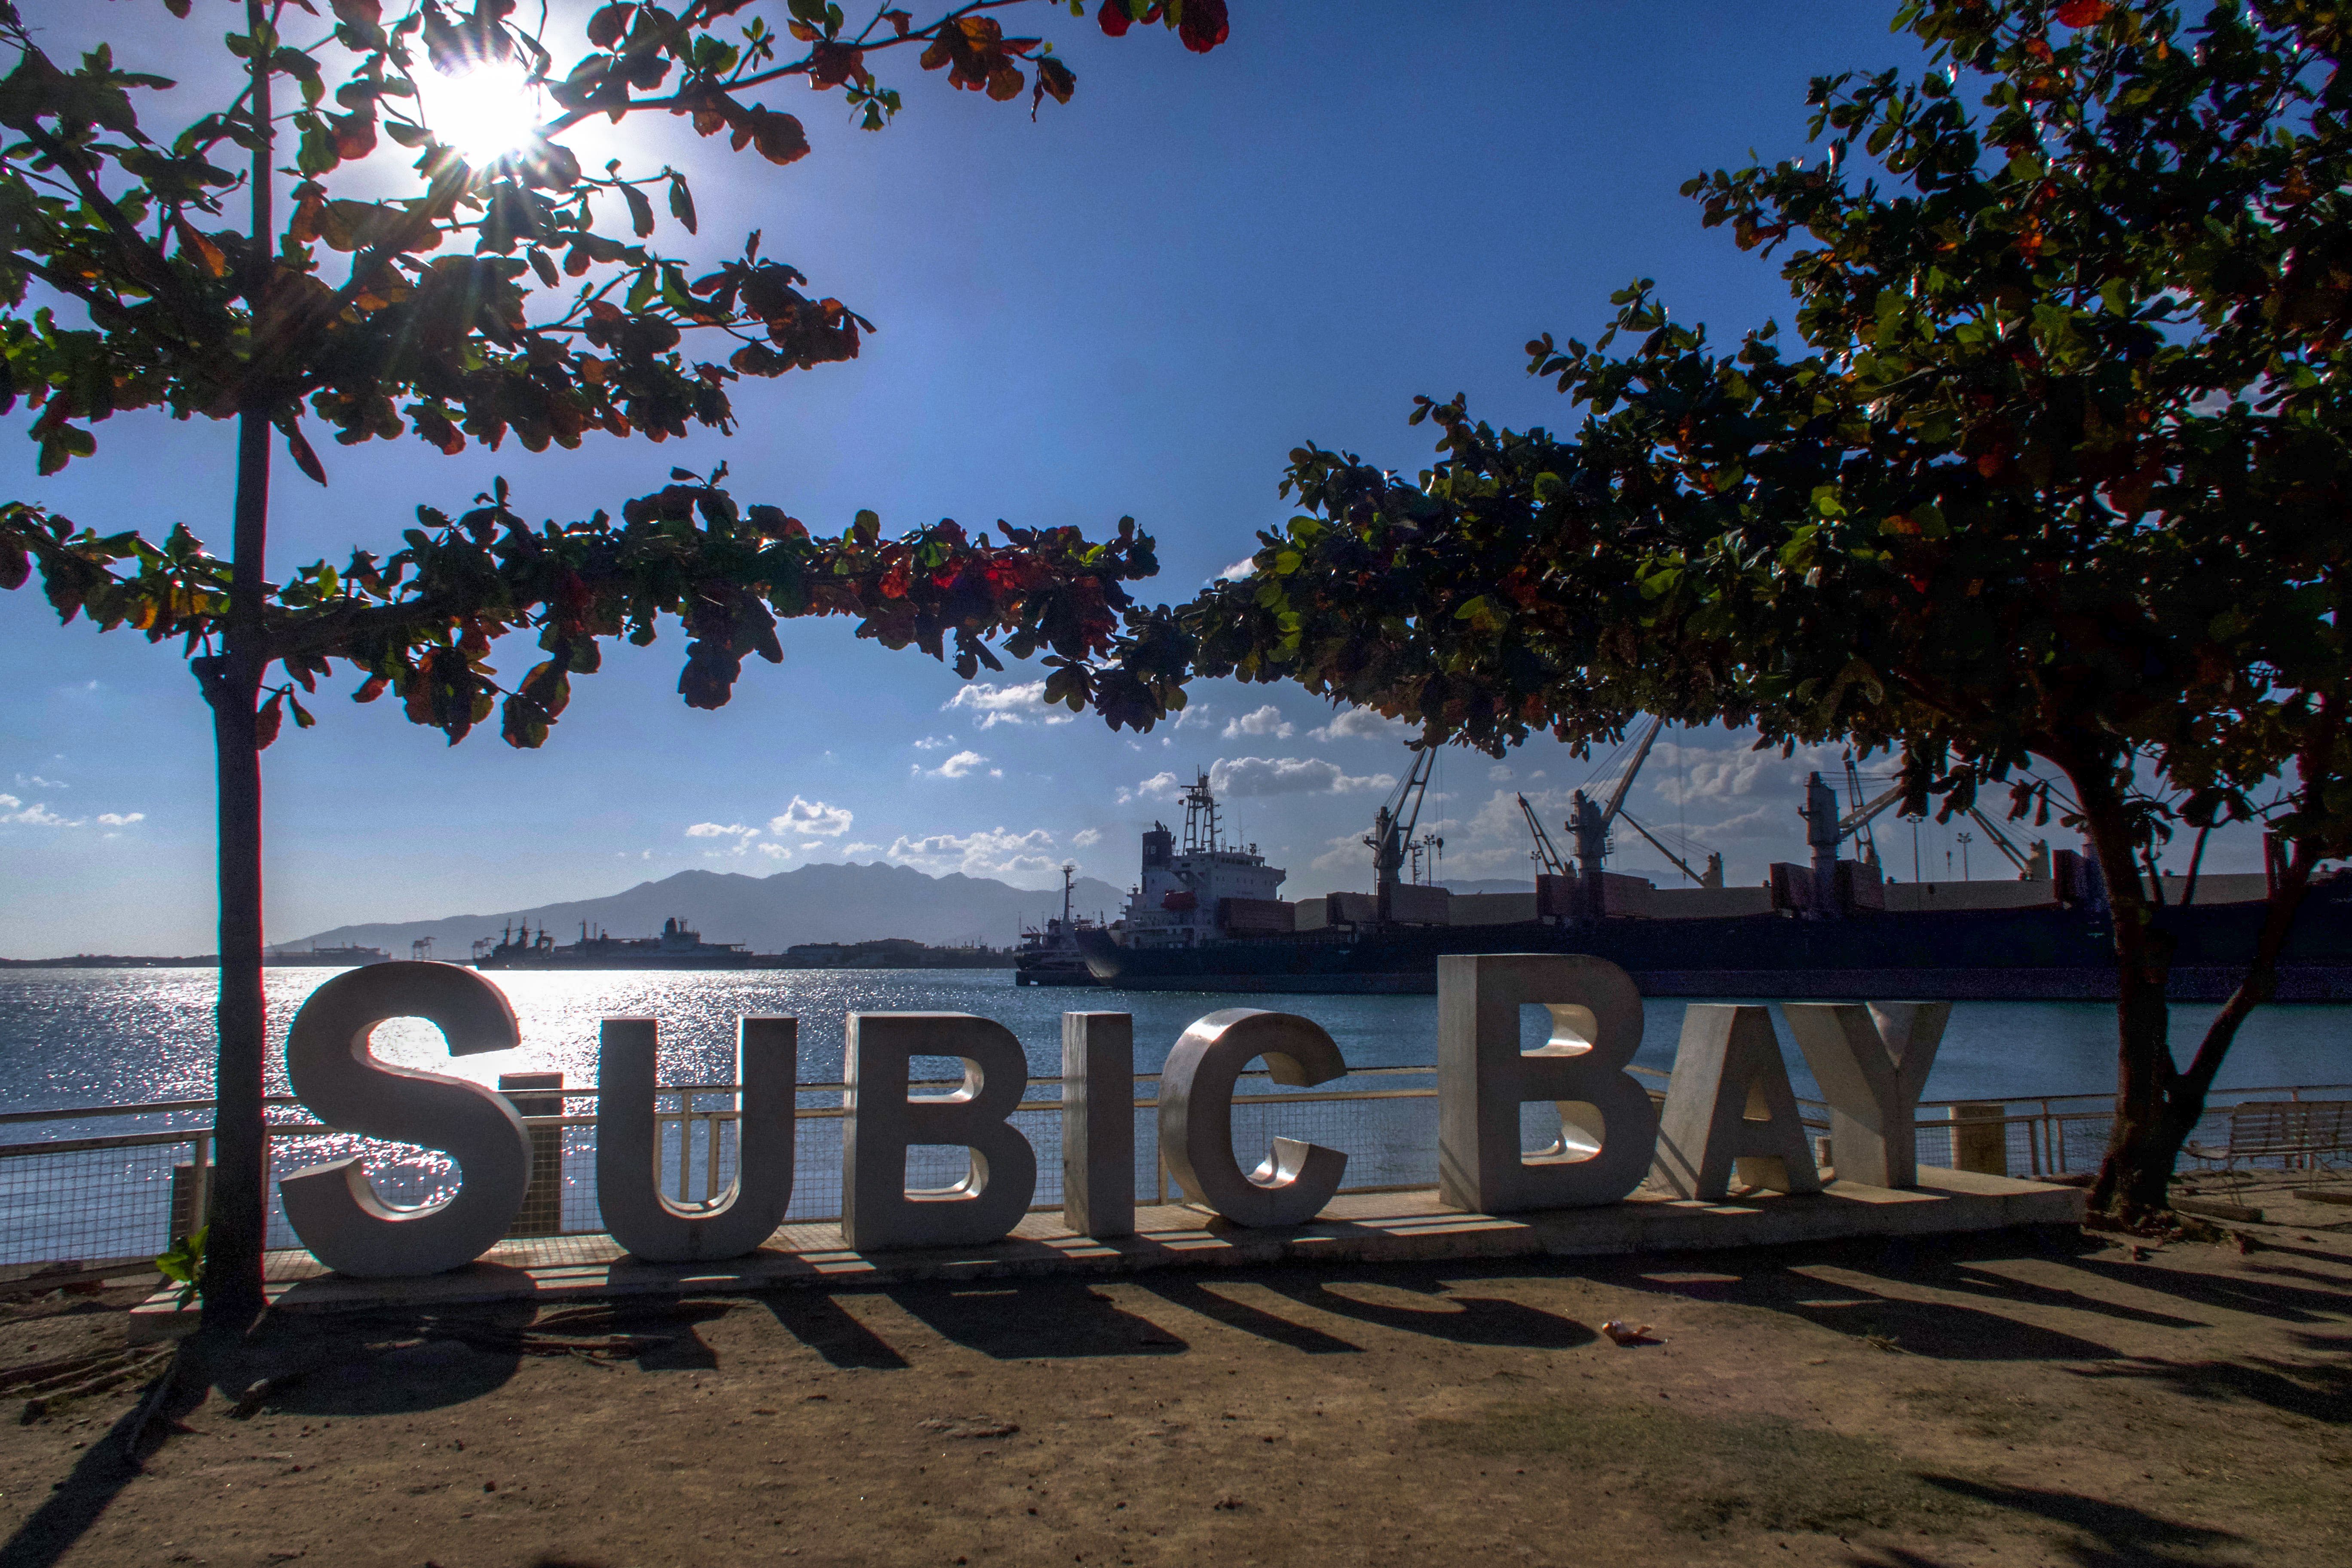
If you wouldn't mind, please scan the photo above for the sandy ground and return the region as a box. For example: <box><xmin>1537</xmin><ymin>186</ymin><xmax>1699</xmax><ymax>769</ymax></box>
<box><xmin>1</xmin><ymin>1183</ymin><xmax>2347</xmax><ymax>1568</ymax></box>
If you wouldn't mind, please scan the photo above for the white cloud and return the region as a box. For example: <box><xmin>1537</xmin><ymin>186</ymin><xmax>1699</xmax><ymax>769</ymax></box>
<box><xmin>1219</xmin><ymin>557</ymin><xmax>1258</xmax><ymax>581</ymax></box>
<box><xmin>842</xmin><ymin>841</ymin><xmax>881</xmax><ymax>857</ymax></box>
<box><xmin>0</xmin><ymin>794</ymin><xmax>83</xmax><ymax>827</ymax></box>
<box><xmin>15</xmin><ymin>774</ymin><xmax>64</xmax><ymax>790</ymax></box>
<box><xmin>923</xmin><ymin>749</ymin><xmax>989</xmax><ymax>780</ymax></box>
<box><xmin>769</xmin><ymin>796</ymin><xmax>853</xmax><ymax>838</ymax></box>
<box><xmin>1488</xmin><ymin>764</ymin><xmax>1515</xmax><ymax>783</ymax></box>
<box><xmin>1118</xmin><ymin>770</ymin><xmax>1185</xmax><ymax>805</ymax></box>
<box><xmin>1222</xmin><ymin>704</ymin><xmax>1295</xmax><ymax>741</ymax></box>
<box><xmin>1309</xmin><ymin>707</ymin><xmax>1408</xmax><ymax>744</ymax></box>
<box><xmin>913</xmin><ymin>735</ymin><xmax>952</xmax><ymax>751</ymax></box>
<box><xmin>1308</xmin><ymin>832</ymin><xmax>1370</xmax><ymax>876</ymax></box>
<box><xmin>754</xmin><ymin>841</ymin><xmax>793</xmax><ymax>860</ymax></box>
<box><xmin>95</xmin><ymin>812</ymin><xmax>143</xmax><ymax>827</ymax></box>
<box><xmin>686</xmin><ymin>821</ymin><xmax>758</xmax><ymax>839</ymax></box>
<box><xmin>1071</xmin><ymin>827</ymin><xmax>1102</xmax><ymax>848</ymax></box>
<box><xmin>888</xmin><ymin>827</ymin><xmax>1060</xmax><ymax>880</ymax></box>
<box><xmin>1211</xmin><ymin>756</ymin><xmax>1395</xmax><ymax>798</ymax></box>
<box><xmin>944</xmin><ymin>680</ymin><xmax>1075</xmax><ymax>729</ymax></box>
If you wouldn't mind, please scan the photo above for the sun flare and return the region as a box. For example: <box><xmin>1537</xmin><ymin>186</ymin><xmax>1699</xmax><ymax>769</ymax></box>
<box><xmin>413</xmin><ymin>55</ymin><xmax>544</xmax><ymax>165</ymax></box>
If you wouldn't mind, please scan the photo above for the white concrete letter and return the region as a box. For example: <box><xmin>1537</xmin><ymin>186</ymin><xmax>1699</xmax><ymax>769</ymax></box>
<box><xmin>1061</xmin><ymin>1012</ymin><xmax>1134</xmax><ymax>1239</ymax></box>
<box><xmin>279</xmin><ymin>962</ymin><xmax>531</xmax><ymax>1277</ymax></box>
<box><xmin>1158</xmin><ymin>1009</ymin><xmax>1348</xmax><ymax>1227</ymax></box>
<box><xmin>842</xmin><ymin>1013</ymin><xmax>1037</xmax><ymax>1250</ymax></box>
<box><xmin>1780</xmin><ymin>1001</ymin><xmax>1951</xmax><ymax>1188</ymax></box>
<box><xmin>1437</xmin><ymin>953</ymin><xmax>1659</xmax><ymax>1213</ymax></box>
<box><xmin>1651</xmin><ymin>1004</ymin><xmax>1822</xmax><ymax>1200</ymax></box>
<box><xmin>596</xmin><ymin>1016</ymin><xmax>798</xmax><ymax>1262</ymax></box>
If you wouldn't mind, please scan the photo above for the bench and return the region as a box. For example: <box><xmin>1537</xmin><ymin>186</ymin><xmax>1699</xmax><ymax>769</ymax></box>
<box><xmin>2184</xmin><ymin>1100</ymin><xmax>2352</xmax><ymax>1173</ymax></box>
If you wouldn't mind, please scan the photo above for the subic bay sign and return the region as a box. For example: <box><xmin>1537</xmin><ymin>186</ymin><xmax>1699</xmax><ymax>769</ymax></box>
<box><xmin>277</xmin><ymin>956</ymin><xmax>1952</xmax><ymax>1278</ymax></box>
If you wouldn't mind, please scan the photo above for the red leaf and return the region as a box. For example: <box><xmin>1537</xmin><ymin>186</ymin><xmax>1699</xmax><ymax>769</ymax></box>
<box><xmin>284</xmin><ymin>422</ymin><xmax>329</xmax><ymax>486</ymax></box>
<box><xmin>808</xmin><ymin>41</ymin><xmax>868</xmax><ymax>90</ymax></box>
<box><xmin>1177</xmin><ymin>0</ymin><xmax>1228</xmax><ymax>53</ymax></box>
<box><xmin>586</xmin><ymin>2</ymin><xmax>631</xmax><ymax>48</ymax></box>
<box><xmin>1096</xmin><ymin>0</ymin><xmax>1131</xmax><ymax>37</ymax></box>
<box><xmin>2055</xmin><ymin>0</ymin><xmax>2108</xmax><ymax>27</ymax></box>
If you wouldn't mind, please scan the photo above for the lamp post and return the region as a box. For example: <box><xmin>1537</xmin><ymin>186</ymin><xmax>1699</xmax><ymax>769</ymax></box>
<box><xmin>1957</xmin><ymin>832</ymin><xmax>1975</xmax><ymax>881</ymax></box>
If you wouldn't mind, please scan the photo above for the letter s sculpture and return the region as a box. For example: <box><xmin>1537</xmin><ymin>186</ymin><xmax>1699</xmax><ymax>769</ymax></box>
<box><xmin>279</xmin><ymin>962</ymin><xmax>533</xmax><ymax>1277</ymax></box>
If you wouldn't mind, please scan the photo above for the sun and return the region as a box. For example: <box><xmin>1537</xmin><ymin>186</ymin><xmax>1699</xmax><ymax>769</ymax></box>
<box><xmin>413</xmin><ymin>55</ymin><xmax>544</xmax><ymax>166</ymax></box>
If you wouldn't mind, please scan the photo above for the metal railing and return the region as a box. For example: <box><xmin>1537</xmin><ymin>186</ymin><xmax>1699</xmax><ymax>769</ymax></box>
<box><xmin>1797</xmin><ymin>1083</ymin><xmax>2352</xmax><ymax>1181</ymax></box>
<box><xmin>0</xmin><ymin>1066</ymin><xmax>1458</xmax><ymax>1269</ymax></box>
<box><xmin>4</xmin><ymin>1071</ymin><xmax>2346</xmax><ymax>1272</ymax></box>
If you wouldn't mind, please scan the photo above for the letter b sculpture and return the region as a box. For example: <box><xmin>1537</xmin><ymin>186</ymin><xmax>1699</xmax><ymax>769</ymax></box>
<box><xmin>842</xmin><ymin>1013</ymin><xmax>1038</xmax><ymax>1250</ymax></box>
<box><xmin>1436</xmin><ymin>953</ymin><xmax>1660</xmax><ymax>1213</ymax></box>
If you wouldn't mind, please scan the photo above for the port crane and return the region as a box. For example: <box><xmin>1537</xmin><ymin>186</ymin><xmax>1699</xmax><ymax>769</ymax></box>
<box><xmin>1516</xmin><ymin>717</ymin><xmax>1726</xmax><ymax>891</ymax></box>
<box><xmin>1563</xmin><ymin>716</ymin><xmax>1665</xmax><ymax>883</ymax></box>
<box><xmin>1368</xmin><ymin>748</ymin><xmax>1437</xmax><ymax>921</ymax></box>
<box><xmin>1567</xmin><ymin>716</ymin><xmax>1729</xmax><ymax>890</ymax></box>
<box><xmin>1518</xmin><ymin>794</ymin><xmax>1569</xmax><ymax>877</ymax></box>
<box><xmin>1815</xmin><ymin>758</ymin><xmax>2045</xmax><ymax>882</ymax></box>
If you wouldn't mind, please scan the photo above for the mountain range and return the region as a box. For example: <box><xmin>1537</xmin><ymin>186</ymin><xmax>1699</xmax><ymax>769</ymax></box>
<box><xmin>292</xmin><ymin>861</ymin><xmax>1129</xmax><ymax>958</ymax></box>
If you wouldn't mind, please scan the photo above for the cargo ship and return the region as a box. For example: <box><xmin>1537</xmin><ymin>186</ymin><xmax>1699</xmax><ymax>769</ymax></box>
<box><xmin>1077</xmin><ymin>729</ymin><xmax>2352</xmax><ymax>1001</ymax></box>
<box><xmin>472</xmin><ymin>916</ymin><xmax>753</xmax><ymax>971</ymax></box>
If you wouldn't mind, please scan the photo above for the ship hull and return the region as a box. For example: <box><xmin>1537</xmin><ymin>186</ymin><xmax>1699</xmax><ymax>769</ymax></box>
<box><xmin>1014</xmin><ymin>966</ymin><xmax>1103</xmax><ymax>986</ymax></box>
<box><xmin>475</xmin><ymin>954</ymin><xmax>754</xmax><ymax>971</ymax></box>
<box><xmin>1078</xmin><ymin>900</ymin><xmax>2352</xmax><ymax>1002</ymax></box>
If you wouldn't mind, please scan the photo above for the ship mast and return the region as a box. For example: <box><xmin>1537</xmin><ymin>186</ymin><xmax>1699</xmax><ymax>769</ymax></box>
<box><xmin>1179</xmin><ymin>772</ymin><xmax>1222</xmax><ymax>855</ymax></box>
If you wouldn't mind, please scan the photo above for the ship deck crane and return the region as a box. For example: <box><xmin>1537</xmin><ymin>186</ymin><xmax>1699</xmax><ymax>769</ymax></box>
<box><xmin>1613</xmin><ymin>811</ymin><xmax>1720</xmax><ymax>888</ymax></box>
<box><xmin>1568</xmin><ymin>714</ymin><xmax>1666</xmax><ymax>887</ymax></box>
<box><xmin>1368</xmin><ymin>748</ymin><xmax>1437</xmax><ymax>922</ymax></box>
<box><xmin>1517</xmin><ymin>794</ymin><xmax>1570</xmax><ymax>878</ymax></box>
<box><xmin>1963</xmin><ymin>806</ymin><xmax>2037</xmax><ymax>876</ymax></box>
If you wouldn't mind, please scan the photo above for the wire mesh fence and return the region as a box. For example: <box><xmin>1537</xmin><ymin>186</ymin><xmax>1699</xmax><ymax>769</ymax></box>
<box><xmin>4</xmin><ymin>1074</ymin><xmax>2347</xmax><ymax>1270</ymax></box>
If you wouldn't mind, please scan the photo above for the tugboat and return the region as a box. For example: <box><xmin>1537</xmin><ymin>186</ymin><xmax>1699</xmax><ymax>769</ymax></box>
<box><xmin>1014</xmin><ymin>864</ymin><xmax>1104</xmax><ymax>986</ymax></box>
<box><xmin>472</xmin><ymin>916</ymin><xmax>753</xmax><ymax>971</ymax></box>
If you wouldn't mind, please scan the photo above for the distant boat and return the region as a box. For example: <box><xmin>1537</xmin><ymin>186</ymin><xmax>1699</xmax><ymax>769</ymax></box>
<box><xmin>264</xmin><ymin>943</ymin><xmax>390</xmax><ymax>967</ymax></box>
<box><xmin>472</xmin><ymin>916</ymin><xmax>753</xmax><ymax>971</ymax></box>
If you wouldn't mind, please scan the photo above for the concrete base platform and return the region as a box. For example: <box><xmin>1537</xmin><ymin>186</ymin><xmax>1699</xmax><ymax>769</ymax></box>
<box><xmin>128</xmin><ymin>1166</ymin><xmax>2082</xmax><ymax>1342</ymax></box>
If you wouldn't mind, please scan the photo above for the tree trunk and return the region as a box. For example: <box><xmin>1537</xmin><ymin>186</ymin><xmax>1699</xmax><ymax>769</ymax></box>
<box><xmin>199</xmin><ymin>3</ymin><xmax>276</xmax><ymax>1338</ymax></box>
<box><xmin>199</xmin><ymin>413</ymin><xmax>272</xmax><ymax>1336</ymax></box>
<box><xmin>2062</xmin><ymin>755</ymin><xmax>2181</xmax><ymax>1220</ymax></box>
<box><xmin>2152</xmin><ymin>857</ymin><xmax>2313</xmax><ymax>1166</ymax></box>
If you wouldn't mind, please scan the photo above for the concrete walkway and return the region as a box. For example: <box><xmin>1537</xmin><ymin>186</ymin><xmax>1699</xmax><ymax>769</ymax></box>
<box><xmin>127</xmin><ymin>1166</ymin><xmax>2082</xmax><ymax>1341</ymax></box>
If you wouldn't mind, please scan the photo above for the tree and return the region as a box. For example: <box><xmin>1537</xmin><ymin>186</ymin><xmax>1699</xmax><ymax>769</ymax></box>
<box><xmin>0</xmin><ymin>0</ymin><xmax>1222</xmax><ymax>1338</ymax></box>
<box><xmin>1103</xmin><ymin>0</ymin><xmax>2352</xmax><ymax>1219</ymax></box>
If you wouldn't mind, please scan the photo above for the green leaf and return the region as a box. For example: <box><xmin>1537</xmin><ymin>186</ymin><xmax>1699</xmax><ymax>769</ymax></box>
<box><xmin>155</xmin><ymin>1225</ymin><xmax>206</xmax><ymax>1308</ymax></box>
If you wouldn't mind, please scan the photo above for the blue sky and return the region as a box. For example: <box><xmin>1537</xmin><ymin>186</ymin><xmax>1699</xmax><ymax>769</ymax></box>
<box><xmin>0</xmin><ymin>2</ymin><xmax>2265</xmax><ymax>955</ymax></box>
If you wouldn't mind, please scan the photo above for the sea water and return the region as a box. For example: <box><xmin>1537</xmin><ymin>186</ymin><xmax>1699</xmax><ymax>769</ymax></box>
<box><xmin>3</xmin><ymin>965</ymin><xmax>2346</xmax><ymax>1117</ymax></box>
